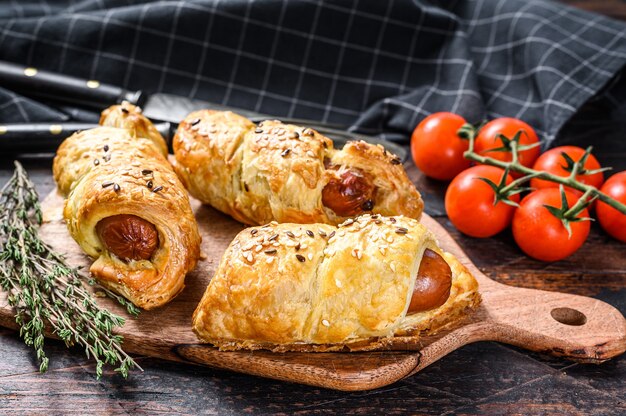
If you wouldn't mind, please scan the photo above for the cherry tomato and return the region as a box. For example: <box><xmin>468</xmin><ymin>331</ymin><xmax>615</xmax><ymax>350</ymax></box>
<box><xmin>596</xmin><ymin>171</ymin><xmax>626</xmax><ymax>243</ymax></box>
<box><xmin>411</xmin><ymin>112</ymin><xmax>470</xmax><ymax>181</ymax></box>
<box><xmin>445</xmin><ymin>165</ymin><xmax>519</xmax><ymax>238</ymax></box>
<box><xmin>530</xmin><ymin>146</ymin><xmax>604</xmax><ymax>191</ymax></box>
<box><xmin>475</xmin><ymin>118</ymin><xmax>540</xmax><ymax>169</ymax></box>
<box><xmin>512</xmin><ymin>188</ymin><xmax>590</xmax><ymax>262</ymax></box>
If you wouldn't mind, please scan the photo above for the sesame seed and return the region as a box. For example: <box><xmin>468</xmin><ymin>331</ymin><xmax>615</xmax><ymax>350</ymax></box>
<box><xmin>142</xmin><ymin>169</ymin><xmax>153</xmax><ymax>175</ymax></box>
<box><xmin>338</xmin><ymin>231</ymin><xmax>346</xmax><ymax>237</ymax></box>
<box><xmin>296</xmin><ymin>254</ymin><xmax>306</xmax><ymax>262</ymax></box>
<box><xmin>113</xmin><ymin>183</ymin><xmax>120</xmax><ymax>192</ymax></box>
<box><xmin>375</xmin><ymin>219</ymin><xmax>383</xmax><ymax>225</ymax></box>
<box><xmin>379</xmin><ymin>246</ymin><xmax>387</xmax><ymax>256</ymax></box>
<box><xmin>387</xmin><ymin>236</ymin><xmax>394</xmax><ymax>243</ymax></box>
<box><xmin>300</xmin><ymin>243</ymin><xmax>308</xmax><ymax>250</ymax></box>
<box><xmin>286</xmin><ymin>241</ymin><xmax>296</xmax><ymax>247</ymax></box>
<box><xmin>254</xmin><ymin>128</ymin><xmax>263</xmax><ymax>133</ymax></box>
<box><xmin>295</xmin><ymin>242</ymin><xmax>301</xmax><ymax>251</ymax></box>
<box><xmin>264</xmin><ymin>249</ymin><xmax>277</xmax><ymax>254</ymax></box>
<box><xmin>390</xmin><ymin>218</ymin><xmax>397</xmax><ymax>223</ymax></box>
<box><xmin>390</xmin><ymin>263</ymin><xmax>396</xmax><ymax>272</ymax></box>
<box><xmin>103</xmin><ymin>154</ymin><xmax>111</xmax><ymax>162</ymax></box>
<box><xmin>291</xmin><ymin>132</ymin><xmax>300</xmax><ymax>139</ymax></box>
<box><xmin>395</xmin><ymin>227</ymin><xmax>408</xmax><ymax>234</ymax></box>
<box><xmin>321</xmin><ymin>319</ymin><xmax>330</xmax><ymax>327</ymax></box>
<box><xmin>351</xmin><ymin>249</ymin><xmax>357</xmax><ymax>258</ymax></box>
<box><xmin>281</xmin><ymin>149</ymin><xmax>291</xmax><ymax>157</ymax></box>
<box><xmin>245</xmin><ymin>253</ymin><xmax>254</xmax><ymax>263</ymax></box>
<box><xmin>190</xmin><ymin>118</ymin><xmax>201</xmax><ymax>126</ymax></box>
<box><xmin>103</xmin><ymin>145</ymin><xmax>109</xmax><ymax>152</ymax></box>
<box><xmin>268</xmin><ymin>234</ymin><xmax>278</xmax><ymax>241</ymax></box>
<box><xmin>303</xmin><ymin>128</ymin><xmax>314</xmax><ymax>136</ymax></box>
<box><xmin>102</xmin><ymin>182</ymin><xmax>114</xmax><ymax>188</ymax></box>
<box><xmin>306</xmin><ymin>230</ymin><xmax>314</xmax><ymax>238</ymax></box>
<box><xmin>286</xmin><ymin>231</ymin><xmax>295</xmax><ymax>238</ymax></box>
<box><xmin>244</xmin><ymin>182</ymin><xmax>249</xmax><ymax>192</ymax></box>
<box><xmin>306</xmin><ymin>150</ymin><xmax>316</xmax><ymax>158</ymax></box>
<box><xmin>307</xmin><ymin>253</ymin><xmax>313</xmax><ymax>261</ymax></box>
<box><xmin>146</xmin><ymin>180</ymin><xmax>153</xmax><ymax>189</ymax></box>
<box><xmin>93</xmin><ymin>159</ymin><xmax>100</xmax><ymax>166</ymax></box>
<box><xmin>318</xmin><ymin>230</ymin><xmax>327</xmax><ymax>237</ymax></box>
<box><xmin>335</xmin><ymin>279</ymin><xmax>342</xmax><ymax>288</ymax></box>
<box><xmin>391</xmin><ymin>157</ymin><xmax>402</xmax><ymax>165</ymax></box>
<box><xmin>371</xmin><ymin>214</ymin><xmax>379</xmax><ymax>219</ymax></box>
<box><xmin>121</xmin><ymin>108</ymin><xmax>129</xmax><ymax>114</ymax></box>
<box><xmin>152</xmin><ymin>186</ymin><xmax>163</xmax><ymax>193</ymax></box>
<box><xmin>266</xmin><ymin>256</ymin><xmax>274</xmax><ymax>264</ymax></box>
<box><xmin>251</xmin><ymin>229</ymin><xmax>258</xmax><ymax>235</ymax></box>
<box><xmin>272</xmin><ymin>242</ymin><xmax>280</xmax><ymax>247</ymax></box>
<box><xmin>255</xmin><ymin>244</ymin><xmax>263</xmax><ymax>252</ymax></box>
<box><xmin>328</xmin><ymin>231</ymin><xmax>336</xmax><ymax>239</ymax></box>
<box><xmin>357</xmin><ymin>250</ymin><xmax>362</xmax><ymax>260</ymax></box>
<box><xmin>343</xmin><ymin>219</ymin><xmax>354</xmax><ymax>227</ymax></box>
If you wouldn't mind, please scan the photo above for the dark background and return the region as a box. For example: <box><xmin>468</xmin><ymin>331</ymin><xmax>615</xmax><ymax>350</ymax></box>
<box><xmin>1</xmin><ymin>1</ymin><xmax>625</xmax><ymax>415</ymax></box>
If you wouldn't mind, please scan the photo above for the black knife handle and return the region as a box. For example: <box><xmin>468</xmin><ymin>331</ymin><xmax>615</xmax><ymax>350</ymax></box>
<box><xmin>0</xmin><ymin>60</ymin><xmax>144</xmax><ymax>109</ymax></box>
<box><xmin>0</xmin><ymin>122</ymin><xmax>172</xmax><ymax>153</ymax></box>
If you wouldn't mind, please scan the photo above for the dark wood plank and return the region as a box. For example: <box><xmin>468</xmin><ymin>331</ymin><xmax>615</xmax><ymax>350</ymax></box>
<box><xmin>448</xmin><ymin>369</ymin><xmax>625</xmax><ymax>416</ymax></box>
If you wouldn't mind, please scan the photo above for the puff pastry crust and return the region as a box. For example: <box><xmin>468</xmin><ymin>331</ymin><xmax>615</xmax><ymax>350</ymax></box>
<box><xmin>192</xmin><ymin>215</ymin><xmax>480</xmax><ymax>351</ymax></box>
<box><xmin>173</xmin><ymin>111</ymin><xmax>423</xmax><ymax>225</ymax></box>
<box><xmin>53</xmin><ymin>104</ymin><xmax>201</xmax><ymax>309</ymax></box>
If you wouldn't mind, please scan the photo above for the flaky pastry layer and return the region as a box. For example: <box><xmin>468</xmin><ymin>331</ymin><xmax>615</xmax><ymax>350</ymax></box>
<box><xmin>173</xmin><ymin>111</ymin><xmax>423</xmax><ymax>225</ymax></box>
<box><xmin>192</xmin><ymin>215</ymin><xmax>479</xmax><ymax>351</ymax></box>
<box><xmin>53</xmin><ymin>104</ymin><xmax>201</xmax><ymax>309</ymax></box>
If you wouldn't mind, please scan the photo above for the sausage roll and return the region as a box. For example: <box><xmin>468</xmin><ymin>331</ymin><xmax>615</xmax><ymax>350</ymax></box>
<box><xmin>173</xmin><ymin>111</ymin><xmax>423</xmax><ymax>225</ymax></box>
<box><xmin>53</xmin><ymin>104</ymin><xmax>201</xmax><ymax>309</ymax></box>
<box><xmin>192</xmin><ymin>214</ymin><xmax>479</xmax><ymax>351</ymax></box>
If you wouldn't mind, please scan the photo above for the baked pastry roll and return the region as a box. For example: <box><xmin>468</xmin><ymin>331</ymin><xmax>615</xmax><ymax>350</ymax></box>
<box><xmin>173</xmin><ymin>111</ymin><xmax>423</xmax><ymax>225</ymax></box>
<box><xmin>192</xmin><ymin>214</ymin><xmax>479</xmax><ymax>351</ymax></box>
<box><xmin>99</xmin><ymin>101</ymin><xmax>169</xmax><ymax>156</ymax></box>
<box><xmin>53</xmin><ymin>105</ymin><xmax>201</xmax><ymax>309</ymax></box>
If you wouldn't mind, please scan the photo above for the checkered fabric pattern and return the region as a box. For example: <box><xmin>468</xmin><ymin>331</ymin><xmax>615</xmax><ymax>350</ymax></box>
<box><xmin>0</xmin><ymin>0</ymin><xmax>625</xmax><ymax>147</ymax></box>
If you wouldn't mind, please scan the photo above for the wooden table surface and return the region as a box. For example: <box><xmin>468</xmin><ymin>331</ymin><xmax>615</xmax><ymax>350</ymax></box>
<box><xmin>1</xmin><ymin>2</ymin><xmax>626</xmax><ymax>414</ymax></box>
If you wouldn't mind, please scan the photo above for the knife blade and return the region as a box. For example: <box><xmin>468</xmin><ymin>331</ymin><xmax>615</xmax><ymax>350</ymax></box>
<box><xmin>0</xmin><ymin>60</ymin><xmax>407</xmax><ymax>160</ymax></box>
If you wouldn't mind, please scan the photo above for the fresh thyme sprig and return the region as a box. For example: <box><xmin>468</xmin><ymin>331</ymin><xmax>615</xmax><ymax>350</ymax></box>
<box><xmin>460</xmin><ymin>124</ymin><xmax>626</xmax><ymax>216</ymax></box>
<box><xmin>0</xmin><ymin>161</ymin><xmax>141</xmax><ymax>378</ymax></box>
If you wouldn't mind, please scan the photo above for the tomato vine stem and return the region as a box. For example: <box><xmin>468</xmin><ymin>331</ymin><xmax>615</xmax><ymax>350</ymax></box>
<box><xmin>461</xmin><ymin>127</ymin><xmax>626</xmax><ymax>215</ymax></box>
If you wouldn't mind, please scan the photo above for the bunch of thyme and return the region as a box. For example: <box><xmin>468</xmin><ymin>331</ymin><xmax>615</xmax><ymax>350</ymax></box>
<box><xmin>0</xmin><ymin>161</ymin><xmax>141</xmax><ymax>378</ymax></box>
<box><xmin>458</xmin><ymin>125</ymin><xmax>626</xmax><ymax>231</ymax></box>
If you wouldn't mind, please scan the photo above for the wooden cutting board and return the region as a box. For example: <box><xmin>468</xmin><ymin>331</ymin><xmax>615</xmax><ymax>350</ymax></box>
<box><xmin>0</xmin><ymin>190</ymin><xmax>625</xmax><ymax>391</ymax></box>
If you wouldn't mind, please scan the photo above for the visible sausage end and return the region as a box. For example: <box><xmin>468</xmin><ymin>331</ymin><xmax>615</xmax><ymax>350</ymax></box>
<box><xmin>407</xmin><ymin>249</ymin><xmax>452</xmax><ymax>314</ymax></box>
<box><xmin>322</xmin><ymin>169</ymin><xmax>376</xmax><ymax>217</ymax></box>
<box><xmin>96</xmin><ymin>214</ymin><xmax>159</xmax><ymax>261</ymax></box>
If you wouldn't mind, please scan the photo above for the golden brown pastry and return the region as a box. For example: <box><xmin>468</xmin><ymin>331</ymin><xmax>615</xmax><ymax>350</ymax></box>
<box><xmin>53</xmin><ymin>104</ymin><xmax>201</xmax><ymax>309</ymax></box>
<box><xmin>192</xmin><ymin>214</ymin><xmax>479</xmax><ymax>351</ymax></box>
<box><xmin>99</xmin><ymin>101</ymin><xmax>169</xmax><ymax>156</ymax></box>
<box><xmin>173</xmin><ymin>111</ymin><xmax>423</xmax><ymax>225</ymax></box>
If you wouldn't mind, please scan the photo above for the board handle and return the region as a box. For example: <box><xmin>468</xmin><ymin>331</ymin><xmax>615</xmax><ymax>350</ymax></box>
<box><xmin>480</xmin><ymin>282</ymin><xmax>626</xmax><ymax>363</ymax></box>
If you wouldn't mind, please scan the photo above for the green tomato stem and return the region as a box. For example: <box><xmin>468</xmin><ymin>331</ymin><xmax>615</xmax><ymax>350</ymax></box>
<box><xmin>463</xmin><ymin>139</ymin><xmax>626</xmax><ymax>215</ymax></box>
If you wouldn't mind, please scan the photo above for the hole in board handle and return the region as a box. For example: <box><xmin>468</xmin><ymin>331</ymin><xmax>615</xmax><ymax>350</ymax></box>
<box><xmin>551</xmin><ymin>307</ymin><xmax>587</xmax><ymax>326</ymax></box>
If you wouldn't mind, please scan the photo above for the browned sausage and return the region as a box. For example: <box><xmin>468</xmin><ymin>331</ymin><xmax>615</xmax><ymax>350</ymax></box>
<box><xmin>322</xmin><ymin>169</ymin><xmax>375</xmax><ymax>217</ymax></box>
<box><xmin>96</xmin><ymin>214</ymin><xmax>159</xmax><ymax>261</ymax></box>
<box><xmin>407</xmin><ymin>249</ymin><xmax>452</xmax><ymax>314</ymax></box>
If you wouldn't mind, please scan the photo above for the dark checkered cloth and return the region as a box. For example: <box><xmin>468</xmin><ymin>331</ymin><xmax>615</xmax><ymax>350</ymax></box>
<box><xmin>1</xmin><ymin>0</ymin><xmax>625</xmax><ymax>148</ymax></box>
